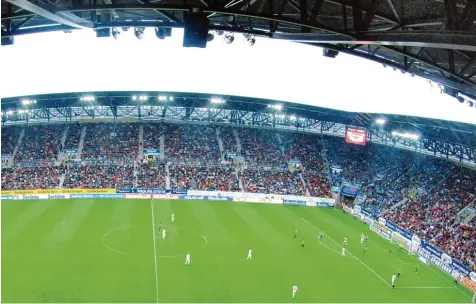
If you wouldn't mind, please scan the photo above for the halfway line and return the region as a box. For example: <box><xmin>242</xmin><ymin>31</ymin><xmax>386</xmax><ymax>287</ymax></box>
<box><xmin>150</xmin><ymin>200</ymin><xmax>160</xmax><ymax>303</ymax></box>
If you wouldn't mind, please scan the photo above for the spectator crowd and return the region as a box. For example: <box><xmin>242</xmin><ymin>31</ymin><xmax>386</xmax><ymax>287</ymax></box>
<box><xmin>1</xmin><ymin>122</ymin><xmax>475</xmax><ymax>269</ymax></box>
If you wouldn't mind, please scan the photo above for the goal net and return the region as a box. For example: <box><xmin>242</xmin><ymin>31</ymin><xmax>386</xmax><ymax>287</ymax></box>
<box><xmin>390</xmin><ymin>232</ymin><xmax>416</xmax><ymax>255</ymax></box>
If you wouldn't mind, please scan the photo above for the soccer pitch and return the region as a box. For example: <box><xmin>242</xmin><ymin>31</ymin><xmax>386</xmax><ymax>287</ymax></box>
<box><xmin>2</xmin><ymin>199</ymin><xmax>474</xmax><ymax>303</ymax></box>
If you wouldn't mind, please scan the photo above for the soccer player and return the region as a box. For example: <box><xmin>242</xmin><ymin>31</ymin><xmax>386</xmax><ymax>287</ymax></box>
<box><xmin>415</xmin><ymin>264</ymin><xmax>419</xmax><ymax>273</ymax></box>
<box><xmin>318</xmin><ymin>233</ymin><xmax>323</xmax><ymax>241</ymax></box>
<box><xmin>471</xmin><ymin>292</ymin><xmax>475</xmax><ymax>304</ymax></box>
<box><xmin>185</xmin><ymin>253</ymin><xmax>190</xmax><ymax>265</ymax></box>
<box><xmin>301</xmin><ymin>240</ymin><xmax>305</xmax><ymax>249</ymax></box>
<box><xmin>389</xmin><ymin>249</ymin><xmax>392</xmax><ymax>255</ymax></box>
<box><xmin>292</xmin><ymin>285</ymin><xmax>298</xmax><ymax>298</ymax></box>
<box><xmin>247</xmin><ymin>248</ymin><xmax>252</xmax><ymax>260</ymax></box>
<box><xmin>360</xmin><ymin>233</ymin><xmax>365</xmax><ymax>244</ymax></box>
<box><xmin>343</xmin><ymin>237</ymin><xmax>348</xmax><ymax>246</ymax></box>
<box><xmin>158</xmin><ymin>222</ymin><xmax>162</xmax><ymax>232</ymax></box>
<box><xmin>341</xmin><ymin>247</ymin><xmax>346</xmax><ymax>256</ymax></box>
<box><xmin>162</xmin><ymin>229</ymin><xmax>166</xmax><ymax>240</ymax></box>
<box><xmin>172</xmin><ymin>213</ymin><xmax>175</xmax><ymax>223</ymax></box>
<box><xmin>294</xmin><ymin>229</ymin><xmax>298</xmax><ymax>238</ymax></box>
<box><xmin>399</xmin><ymin>243</ymin><xmax>404</xmax><ymax>251</ymax></box>
<box><xmin>363</xmin><ymin>245</ymin><xmax>368</xmax><ymax>253</ymax></box>
<box><xmin>397</xmin><ymin>269</ymin><xmax>401</xmax><ymax>279</ymax></box>
<box><xmin>391</xmin><ymin>274</ymin><xmax>396</xmax><ymax>290</ymax></box>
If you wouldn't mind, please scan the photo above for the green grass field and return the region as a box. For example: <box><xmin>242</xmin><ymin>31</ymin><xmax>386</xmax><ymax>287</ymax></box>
<box><xmin>2</xmin><ymin>199</ymin><xmax>474</xmax><ymax>303</ymax></box>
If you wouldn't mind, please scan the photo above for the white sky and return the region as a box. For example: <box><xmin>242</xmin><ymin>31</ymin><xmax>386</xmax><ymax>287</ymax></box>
<box><xmin>0</xmin><ymin>28</ymin><xmax>474</xmax><ymax>125</ymax></box>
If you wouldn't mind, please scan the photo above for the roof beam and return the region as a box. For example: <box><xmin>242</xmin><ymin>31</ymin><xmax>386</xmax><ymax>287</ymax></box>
<box><xmin>3</xmin><ymin>0</ymin><xmax>93</xmax><ymax>29</ymax></box>
<box><xmin>361</xmin><ymin>0</ymin><xmax>382</xmax><ymax>30</ymax></box>
<box><xmin>274</xmin><ymin>31</ymin><xmax>476</xmax><ymax>52</ymax></box>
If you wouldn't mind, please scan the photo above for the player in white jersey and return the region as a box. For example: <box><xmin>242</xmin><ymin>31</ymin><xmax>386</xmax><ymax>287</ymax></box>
<box><xmin>343</xmin><ymin>237</ymin><xmax>348</xmax><ymax>246</ymax></box>
<box><xmin>360</xmin><ymin>233</ymin><xmax>365</xmax><ymax>243</ymax></box>
<box><xmin>247</xmin><ymin>248</ymin><xmax>252</xmax><ymax>260</ymax></box>
<box><xmin>341</xmin><ymin>247</ymin><xmax>346</xmax><ymax>256</ymax></box>
<box><xmin>185</xmin><ymin>253</ymin><xmax>190</xmax><ymax>265</ymax></box>
<box><xmin>171</xmin><ymin>213</ymin><xmax>175</xmax><ymax>223</ymax></box>
<box><xmin>391</xmin><ymin>274</ymin><xmax>397</xmax><ymax>290</ymax></box>
<box><xmin>162</xmin><ymin>229</ymin><xmax>166</xmax><ymax>239</ymax></box>
<box><xmin>292</xmin><ymin>285</ymin><xmax>298</xmax><ymax>298</ymax></box>
<box><xmin>472</xmin><ymin>293</ymin><xmax>475</xmax><ymax>304</ymax></box>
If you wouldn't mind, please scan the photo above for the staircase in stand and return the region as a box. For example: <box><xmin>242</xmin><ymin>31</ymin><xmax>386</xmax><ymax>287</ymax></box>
<box><xmin>56</xmin><ymin>125</ymin><xmax>70</xmax><ymax>165</ymax></box>
<box><xmin>237</xmin><ymin>170</ymin><xmax>244</xmax><ymax>191</ymax></box>
<box><xmin>138</xmin><ymin>124</ymin><xmax>144</xmax><ymax>160</ymax></box>
<box><xmin>10</xmin><ymin>126</ymin><xmax>25</xmax><ymax>167</ymax></box>
<box><xmin>217</xmin><ymin>127</ymin><xmax>225</xmax><ymax>161</ymax></box>
<box><xmin>299</xmin><ymin>173</ymin><xmax>311</xmax><ymax>196</ymax></box>
<box><xmin>233</xmin><ymin>128</ymin><xmax>242</xmax><ymax>153</ymax></box>
<box><xmin>160</xmin><ymin>134</ymin><xmax>165</xmax><ymax>161</ymax></box>
<box><xmin>165</xmin><ymin>162</ymin><xmax>171</xmax><ymax>189</ymax></box>
<box><xmin>76</xmin><ymin>125</ymin><xmax>87</xmax><ymax>160</ymax></box>
<box><xmin>58</xmin><ymin>173</ymin><xmax>66</xmax><ymax>188</ymax></box>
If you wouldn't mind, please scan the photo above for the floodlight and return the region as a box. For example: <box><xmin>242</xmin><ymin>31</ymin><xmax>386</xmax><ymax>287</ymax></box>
<box><xmin>224</xmin><ymin>33</ymin><xmax>234</xmax><ymax>44</ymax></box>
<box><xmin>207</xmin><ymin>32</ymin><xmax>215</xmax><ymax>42</ymax></box>
<box><xmin>155</xmin><ymin>27</ymin><xmax>166</xmax><ymax>39</ymax></box>
<box><xmin>211</xmin><ymin>97</ymin><xmax>225</xmax><ymax>104</ymax></box>
<box><xmin>80</xmin><ymin>95</ymin><xmax>95</xmax><ymax>102</ymax></box>
<box><xmin>132</xmin><ymin>95</ymin><xmax>138</xmax><ymax>101</ymax></box>
<box><xmin>290</xmin><ymin>116</ymin><xmax>297</xmax><ymax>121</ymax></box>
<box><xmin>375</xmin><ymin>118</ymin><xmax>386</xmax><ymax>125</ymax></box>
<box><xmin>244</xmin><ymin>34</ymin><xmax>255</xmax><ymax>46</ymax></box>
<box><xmin>112</xmin><ymin>28</ymin><xmax>120</xmax><ymax>40</ymax></box>
<box><xmin>21</xmin><ymin>99</ymin><xmax>36</xmax><ymax>106</ymax></box>
<box><xmin>392</xmin><ymin>131</ymin><xmax>420</xmax><ymax>140</ymax></box>
<box><xmin>134</xmin><ymin>27</ymin><xmax>145</xmax><ymax>39</ymax></box>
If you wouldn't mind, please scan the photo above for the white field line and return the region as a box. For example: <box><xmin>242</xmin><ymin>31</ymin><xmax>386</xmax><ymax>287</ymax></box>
<box><xmin>302</xmin><ymin>217</ymin><xmax>391</xmax><ymax>288</ymax></box>
<box><xmin>150</xmin><ymin>200</ymin><xmax>160</xmax><ymax>303</ymax></box>
<box><xmin>399</xmin><ymin>286</ymin><xmax>456</xmax><ymax>289</ymax></box>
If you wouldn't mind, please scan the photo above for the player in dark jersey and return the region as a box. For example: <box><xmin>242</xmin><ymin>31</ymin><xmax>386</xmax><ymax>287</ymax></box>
<box><xmin>301</xmin><ymin>240</ymin><xmax>305</xmax><ymax>249</ymax></box>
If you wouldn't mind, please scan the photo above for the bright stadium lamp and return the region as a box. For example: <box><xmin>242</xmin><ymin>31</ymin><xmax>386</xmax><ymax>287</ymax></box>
<box><xmin>211</xmin><ymin>97</ymin><xmax>225</xmax><ymax>104</ymax></box>
<box><xmin>375</xmin><ymin>118</ymin><xmax>386</xmax><ymax>125</ymax></box>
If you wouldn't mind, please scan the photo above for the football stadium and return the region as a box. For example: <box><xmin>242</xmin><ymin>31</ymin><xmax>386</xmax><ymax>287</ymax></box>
<box><xmin>2</xmin><ymin>0</ymin><xmax>476</xmax><ymax>302</ymax></box>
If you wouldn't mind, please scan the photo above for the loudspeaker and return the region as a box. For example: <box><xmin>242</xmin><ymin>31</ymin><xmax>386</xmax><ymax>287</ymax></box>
<box><xmin>183</xmin><ymin>13</ymin><xmax>209</xmax><ymax>48</ymax></box>
<box><xmin>96</xmin><ymin>28</ymin><xmax>111</xmax><ymax>38</ymax></box>
<box><xmin>323</xmin><ymin>48</ymin><xmax>339</xmax><ymax>58</ymax></box>
<box><xmin>1</xmin><ymin>37</ymin><xmax>14</xmax><ymax>46</ymax></box>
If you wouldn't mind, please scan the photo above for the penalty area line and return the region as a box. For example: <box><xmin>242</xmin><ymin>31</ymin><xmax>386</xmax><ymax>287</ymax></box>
<box><xmin>302</xmin><ymin>217</ymin><xmax>392</xmax><ymax>288</ymax></box>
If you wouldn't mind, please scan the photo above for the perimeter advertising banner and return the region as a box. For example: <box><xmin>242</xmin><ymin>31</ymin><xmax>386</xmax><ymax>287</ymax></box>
<box><xmin>2</xmin><ymin>188</ymin><xmax>116</xmax><ymax>195</ymax></box>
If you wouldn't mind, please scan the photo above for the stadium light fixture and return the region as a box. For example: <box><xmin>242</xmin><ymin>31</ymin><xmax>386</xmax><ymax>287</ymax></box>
<box><xmin>268</xmin><ymin>104</ymin><xmax>282</xmax><ymax>111</ymax></box>
<box><xmin>134</xmin><ymin>27</ymin><xmax>145</xmax><ymax>39</ymax></box>
<box><xmin>375</xmin><ymin>118</ymin><xmax>386</xmax><ymax>125</ymax></box>
<box><xmin>211</xmin><ymin>97</ymin><xmax>225</xmax><ymax>104</ymax></box>
<box><xmin>6</xmin><ymin>110</ymin><xmax>13</xmax><ymax>115</ymax></box>
<box><xmin>243</xmin><ymin>34</ymin><xmax>256</xmax><ymax>46</ymax></box>
<box><xmin>391</xmin><ymin>131</ymin><xmax>420</xmax><ymax>140</ymax></box>
<box><xmin>132</xmin><ymin>95</ymin><xmax>148</xmax><ymax>101</ymax></box>
<box><xmin>112</xmin><ymin>28</ymin><xmax>120</xmax><ymax>40</ymax></box>
<box><xmin>207</xmin><ymin>32</ymin><xmax>215</xmax><ymax>42</ymax></box>
<box><xmin>290</xmin><ymin>116</ymin><xmax>297</xmax><ymax>121</ymax></box>
<box><xmin>21</xmin><ymin>99</ymin><xmax>36</xmax><ymax>106</ymax></box>
<box><xmin>224</xmin><ymin>33</ymin><xmax>234</xmax><ymax>44</ymax></box>
<box><xmin>158</xmin><ymin>95</ymin><xmax>173</xmax><ymax>101</ymax></box>
<box><xmin>80</xmin><ymin>95</ymin><xmax>95</xmax><ymax>102</ymax></box>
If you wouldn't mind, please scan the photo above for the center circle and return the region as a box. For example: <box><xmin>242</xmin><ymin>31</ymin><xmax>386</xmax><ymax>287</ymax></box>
<box><xmin>101</xmin><ymin>225</ymin><xmax>208</xmax><ymax>258</ymax></box>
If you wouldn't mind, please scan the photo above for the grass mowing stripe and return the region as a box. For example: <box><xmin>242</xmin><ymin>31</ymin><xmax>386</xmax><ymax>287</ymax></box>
<box><xmin>150</xmin><ymin>199</ymin><xmax>160</xmax><ymax>303</ymax></box>
<box><xmin>302</xmin><ymin>217</ymin><xmax>392</xmax><ymax>288</ymax></box>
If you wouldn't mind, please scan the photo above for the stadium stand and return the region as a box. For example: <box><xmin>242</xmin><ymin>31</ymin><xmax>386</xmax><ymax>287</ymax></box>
<box><xmin>1</xmin><ymin>166</ymin><xmax>63</xmax><ymax>190</ymax></box>
<box><xmin>165</xmin><ymin>124</ymin><xmax>220</xmax><ymax>163</ymax></box>
<box><xmin>82</xmin><ymin>123</ymin><xmax>139</xmax><ymax>160</ymax></box>
<box><xmin>137</xmin><ymin>163</ymin><xmax>166</xmax><ymax>189</ymax></box>
<box><xmin>63</xmin><ymin>164</ymin><xmax>135</xmax><ymax>188</ymax></box>
<box><xmin>63</xmin><ymin>123</ymin><xmax>83</xmax><ymax>150</ymax></box>
<box><xmin>170</xmin><ymin>165</ymin><xmax>240</xmax><ymax>191</ymax></box>
<box><xmin>237</xmin><ymin>128</ymin><xmax>285</xmax><ymax>167</ymax></box>
<box><xmin>1</xmin><ymin>122</ymin><xmax>476</xmax><ymax>268</ymax></box>
<box><xmin>1</xmin><ymin>126</ymin><xmax>21</xmax><ymax>155</ymax></box>
<box><xmin>14</xmin><ymin>124</ymin><xmax>63</xmax><ymax>163</ymax></box>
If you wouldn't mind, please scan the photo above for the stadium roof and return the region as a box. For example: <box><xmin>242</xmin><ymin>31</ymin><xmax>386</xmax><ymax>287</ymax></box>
<box><xmin>2</xmin><ymin>0</ymin><xmax>476</xmax><ymax>98</ymax></box>
<box><xmin>2</xmin><ymin>91</ymin><xmax>476</xmax><ymax>147</ymax></box>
